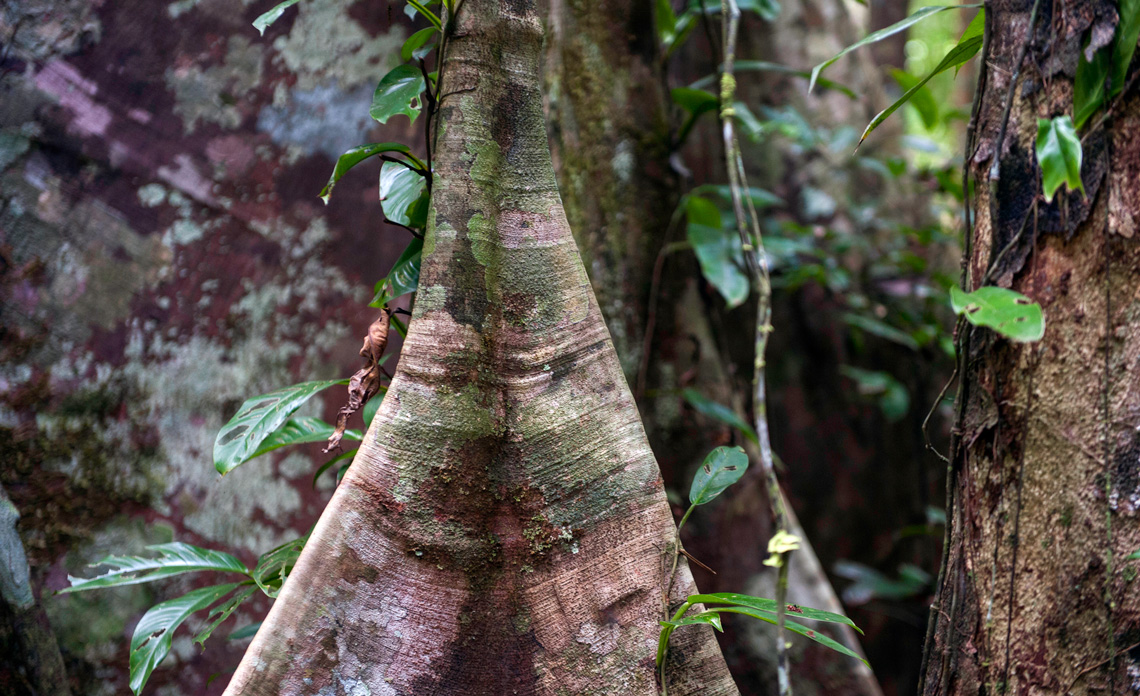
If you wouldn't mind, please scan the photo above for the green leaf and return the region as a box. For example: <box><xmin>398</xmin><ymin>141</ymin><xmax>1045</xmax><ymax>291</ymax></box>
<box><xmin>319</xmin><ymin>142</ymin><xmax>412</xmax><ymax>204</ymax></box>
<box><xmin>1036</xmin><ymin>115</ymin><xmax>1085</xmax><ymax>202</ymax></box>
<box><xmin>401</xmin><ymin>27</ymin><xmax>438</xmax><ymax>62</ymax></box>
<box><xmin>810</xmin><ymin>4</ymin><xmax>979</xmax><ymax>92</ymax></box>
<box><xmin>1127</xmin><ymin>549</ymin><xmax>1140</xmax><ymax>561</ymax></box>
<box><xmin>671</xmin><ymin>87</ymin><xmax>719</xmax><ymax>116</ymax></box>
<box><xmin>682</xmin><ymin>388</ymin><xmax>759</xmax><ymax>444</ymax></box>
<box><xmin>842</xmin><ymin>313</ymin><xmax>919</xmax><ymax>350</ymax></box>
<box><xmin>363</xmin><ymin>392</ymin><xmax>383</xmax><ymax>427</ymax></box>
<box><xmin>688</xmin><ymin>593</ymin><xmax>862</xmax><ymax>632</ymax></box>
<box><xmin>698</xmin><ymin>604</ymin><xmax>868</xmax><ymax>665</ymax></box>
<box><xmin>251</xmin><ymin>534</ymin><xmax>308</xmax><ymax>597</ymax></box>
<box><xmin>370</xmin><ymin>237</ymin><xmax>424</xmax><ymax>308</ymax></box>
<box><xmin>370</xmin><ymin>65</ymin><xmax>425</xmax><ymax>125</ymax></box>
<box><xmin>656</xmin><ymin>0</ymin><xmax>679</xmax><ymax>46</ymax></box>
<box><xmin>858</xmin><ymin>10</ymin><xmax>983</xmax><ymax>145</ymax></box>
<box><xmin>689</xmin><ymin>446</ymin><xmax>749</xmax><ymax>506</ymax></box>
<box><xmin>660</xmin><ymin>611</ymin><xmax>724</xmax><ymax>632</ymax></box>
<box><xmin>738</xmin><ymin>0</ymin><xmax>780</xmax><ymax>21</ymax></box>
<box><xmin>379</xmin><ymin>162</ymin><xmax>429</xmax><ymax>227</ymax></box>
<box><xmin>252</xmin><ymin>0</ymin><xmax>303</xmax><ymax>35</ymax></box>
<box><xmin>1111</xmin><ymin>0</ymin><xmax>1140</xmax><ymax>100</ymax></box>
<box><xmin>889</xmin><ymin>69</ymin><xmax>939</xmax><ymax>129</ymax></box>
<box><xmin>1073</xmin><ymin>41</ymin><xmax>1110</xmax><ymax>130</ymax></box>
<box><xmin>834</xmin><ymin>560</ymin><xmax>930</xmax><ymax>604</ymax></box>
<box><xmin>689</xmin><ymin>61</ymin><xmax>856</xmax><ymax>99</ymax></box>
<box><xmin>214</xmin><ymin>380</ymin><xmax>344</xmax><ymax>475</ymax></box>
<box><xmin>60</xmin><ymin>543</ymin><xmax>248</xmax><ymax>593</ymax></box>
<box><xmin>193</xmin><ymin>584</ymin><xmax>258</xmax><ymax>646</ymax></box>
<box><xmin>950</xmin><ymin>285</ymin><xmax>1045</xmax><ymax>342</ymax></box>
<box><xmin>313</xmin><ymin>448</ymin><xmax>357</xmax><ymax>486</ymax></box>
<box><xmin>403</xmin><ymin>0</ymin><xmax>441</xmax><ymax>29</ymax></box>
<box><xmin>227</xmin><ymin>621</ymin><xmax>262</xmax><ymax>641</ymax></box>
<box><xmin>130</xmin><ymin>583</ymin><xmax>242</xmax><ymax>695</ymax></box>
<box><xmin>840</xmin><ymin>367</ymin><xmax>910</xmax><ymax>422</ymax></box>
<box><xmin>691</xmin><ymin>184</ymin><xmax>784</xmax><ymax>210</ymax></box>
<box><xmin>249</xmin><ymin>416</ymin><xmax>362</xmax><ymax>461</ymax></box>
<box><xmin>688</xmin><ymin>222</ymin><xmax>750</xmax><ymax>307</ymax></box>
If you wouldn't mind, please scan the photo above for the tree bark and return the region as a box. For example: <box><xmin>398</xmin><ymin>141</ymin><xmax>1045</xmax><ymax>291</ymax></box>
<box><xmin>223</xmin><ymin>2</ymin><xmax>736</xmax><ymax>694</ymax></box>
<box><xmin>922</xmin><ymin>2</ymin><xmax>1140</xmax><ymax>694</ymax></box>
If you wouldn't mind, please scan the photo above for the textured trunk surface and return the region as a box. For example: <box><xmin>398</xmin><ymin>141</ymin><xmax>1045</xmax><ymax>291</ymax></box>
<box><xmin>923</xmin><ymin>2</ymin><xmax>1140</xmax><ymax>694</ymax></box>
<box><xmin>223</xmin><ymin>2</ymin><xmax>736</xmax><ymax>694</ymax></box>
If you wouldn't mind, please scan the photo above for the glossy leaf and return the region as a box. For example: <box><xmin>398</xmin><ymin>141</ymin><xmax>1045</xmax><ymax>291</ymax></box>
<box><xmin>810</xmin><ymin>4</ymin><xmax>979</xmax><ymax>92</ymax></box>
<box><xmin>689</xmin><ymin>446</ymin><xmax>749</xmax><ymax>506</ymax></box>
<box><xmin>699</xmin><ymin>605</ymin><xmax>868</xmax><ymax>665</ymax></box>
<box><xmin>370</xmin><ymin>65</ymin><xmax>425</xmax><ymax>125</ymax></box>
<box><xmin>214</xmin><ymin>380</ymin><xmax>344</xmax><ymax>474</ymax></box>
<box><xmin>319</xmin><ymin>142</ymin><xmax>411</xmax><ymax>204</ymax></box>
<box><xmin>1111</xmin><ymin>0</ymin><xmax>1140</xmax><ymax>100</ymax></box>
<box><xmin>682</xmin><ymin>388</ymin><xmax>759</xmax><ymax>444</ymax></box>
<box><xmin>251</xmin><ymin>534</ymin><xmax>308</xmax><ymax>597</ymax></box>
<box><xmin>379</xmin><ymin>161</ymin><xmax>428</xmax><ymax>227</ymax></box>
<box><xmin>227</xmin><ymin>621</ymin><xmax>262</xmax><ymax>641</ymax></box>
<box><xmin>252</xmin><ymin>0</ymin><xmax>303</xmax><ymax>35</ymax></box>
<box><xmin>250</xmin><ymin>416</ymin><xmax>361</xmax><ymax>462</ymax></box>
<box><xmin>370</xmin><ymin>237</ymin><xmax>423</xmax><ymax>308</ymax></box>
<box><xmin>660</xmin><ymin>611</ymin><xmax>723</xmax><ymax>632</ymax></box>
<box><xmin>950</xmin><ymin>285</ymin><xmax>1044</xmax><ymax>342</ymax></box>
<box><xmin>60</xmin><ymin>543</ymin><xmax>248</xmax><ymax>593</ymax></box>
<box><xmin>130</xmin><ymin>583</ymin><xmax>242</xmax><ymax>694</ymax></box>
<box><xmin>193</xmin><ymin>583</ymin><xmax>258</xmax><ymax>646</ymax></box>
<box><xmin>858</xmin><ymin>10</ymin><xmax>983</xmax><ymax>145</ymax></box>
<box><xmin>401</xmin><ymin>27</ymin><xmax>438</xmax><ymax>62</ymax></box>
<box><xmin>1036</xmin><ymin>115</ymin><xmax>1085</xmax><ymax>202</ymax></box>
<box><xmin>688</xmin><ymin>592</ymin><xmax>861</xmax><ymax>631</ymax></box>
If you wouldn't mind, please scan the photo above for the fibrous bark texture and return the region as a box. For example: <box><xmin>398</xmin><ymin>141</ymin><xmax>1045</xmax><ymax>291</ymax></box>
<box><xmin>224</xmin><ymin>2</ymin><xmax>736</xmax><ymax>694</ymax></box>
<box><xmin>923</xmin><ymin>2</ymin><xmax>1140</xmax><ymax>694</ymax></box>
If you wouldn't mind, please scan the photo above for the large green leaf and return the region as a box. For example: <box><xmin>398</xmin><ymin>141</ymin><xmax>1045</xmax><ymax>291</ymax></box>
<box><xmin>370</xmin><ymin>237</ymin><xmax>423</xmax><ymax>308</ymax></box>
<box><xmin>319</xmin><ymin>142</ymin><xmax>412</xmax><ymax>204</ymax></box>
<box><xmin>379</xmin><ymin>162</ymin><xmax>429</xmax><ymax>227</ymax></box>
<box><xmin>60</xmin><ymin>543</ymin><xmax>248</xmax><ymax>593</ymax></box>
<box><xmin>401</xmin><ymin>26</ymin><xmax>438</xmax><ymax>62</ymax></box>
<box><xmin>1036</xmin><ymin>115</ymin><xmax>1085</xmax><ymax>202</ymax></box>
<box><xmin>130</xmin><ymin>583</ymin><xmax>242</xmax><ymax>694</ymax></box>
<box><xmin>1111</xmin><ymin>0</ymin><xmax>1140</xmax><ymax>100</ymax></box>
<box><xmin>252</xmin><ymin>0</ymin><xmax>304</xmax><ymax>35</ymax></box>
<box><xmin>251</xmin><ymin>533</ymin><xmax>308</xmax><ymax>597</ymax></box>
<box><xmin>249</xmin><ymin>416</ymin><xmax>362</xmax><ymax>461</ymax></box>
<box><xmin>370</xmin><ymin>65</ymin><xmax>425</xmax><ymax>125</ymax></box>
<box><xmin>1074</xmin><ymin>42</ymin><xmax>1110</xmax><ymax>130</ymax></box>
<box><xmin>858</xmin><ymin>10</ymin><xmax>983</xmax><ymax>145</ymax></box>
<box><xmin>214</xmin><ymin>380</ymin><xmax>344</xmax><ymax>475</ymax></box>
<box><xmin>950</xmin><ymin>285</ymin><xmax>1044</xmax><ymax>342</ymax></box>
<box><xmin>193</xmin><ymin>583</ymin><xmax>258</xmax><ymax>646</ymax></box>
<box><xmin>682</xmin><ymin>388</ymin><xmax>758</xmax><ymax>444</ymax></box>
<box><xmin>688</xmin><ymin>592</ymin><xmax>861</xmax><ymax>631</ymax></box>
<box><xmin>689</xmin><ymin>446</ymin><xmax>749</xmax><ymax>506</ymax></box>
<box><xmin>699</xmin><ymin>605</ymin><xmax>868</xmax><ymax>665</ymax></box>
<box><xmin>810</xmin><ymin>4</ymin><xmax>979</xmax><ymax>92</ymax></box>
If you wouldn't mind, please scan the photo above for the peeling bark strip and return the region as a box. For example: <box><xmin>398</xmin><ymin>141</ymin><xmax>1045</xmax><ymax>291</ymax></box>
<box><xmin>223</xmin><ymin>2</ymin><xmax>736</xmax><ymax>694</ymax></box>
<box><xmin>923</xmin><ymin>2</ymin><xmax>1140</xmax><ymax>695</ymax></box>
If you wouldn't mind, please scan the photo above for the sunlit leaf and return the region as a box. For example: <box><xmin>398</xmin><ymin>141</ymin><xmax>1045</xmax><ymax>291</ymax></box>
<box><xmin>193</xmin><ymin>584</ymin><xmax>258</xmax><ymax>646</ymax></box>
<box><xmin>370</xmin><ymin>65</ymin><xmax>425</xmax><ymax>125</ymax></box>
<box><xmin>689</xmin><ymin>446</ymin><xmax>749</xmax><ymax>506</ymax></box>
<box><xmin>688</xmin><ymin>592</ymin><xmax>861</xmax><ymax>631</ymax></box>
<box><xmin>130</xmin><ymin>583</ymin><xmax>242</xmax><ymax>694</ymax></box>
<box><xmin>319</xmin><ymin>142</ymin><xmax>412</xmax><ymax>204</ymax></box>
<box><xmin>60</xmin><ymin>543</ymin><xmax>248</xmax><ymax>593</ymax></box>
<box><xmin>1036</xmin><ymin>115</ymin><xmax>1085</xmax><ymax>202</ymax></box>
<box><xmin>401</xmin><ymin>27</ymin><xmax>438</xmax><ymax>62</ymax></box>
<box><xmin>810</xmin><ymin>4</ymin><xmax>979</xmax><ymax>92</ymax></box>
<box><xmin>682</xmin><ymin>388</ymin><xmax>758</xmax><ymax>444</ymax></box>
<box><xmin>950</xmin><ymin>285</ymin><xmax>1044</xmax><ymax>342</ymax></box>
<box><xmin>214</xmin><ymin>380</ymin><xmax>345</xmax><ymax>474</ymax></box>
<box><xmin>370</xmin><ymin>237</ymin><xmax>423</xmax><ymax>308</ymax></box>
<box><xmin>379</xmin><ymin>162</ymin><xmax>428</xmax><ymax>227</ymax></box>
<box><xmin>252</xmin><ymin>0</ymin><xmax>304</xmax><ymax>35</ymax></box>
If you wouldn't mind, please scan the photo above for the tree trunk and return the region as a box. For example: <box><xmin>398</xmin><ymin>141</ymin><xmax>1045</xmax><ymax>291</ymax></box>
<box><xmin>922</xmin><ymin>2</ymin><xmax>1140</xmax><ymax>694</ymax></box>
<box><xmin>223</xmin><ymin>2</ymin><xmax>736</xmax><ymax>694</ymax></box>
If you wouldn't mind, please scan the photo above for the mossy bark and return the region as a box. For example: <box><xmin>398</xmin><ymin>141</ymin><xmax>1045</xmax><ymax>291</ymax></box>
<box><xmin>922</xmin><ymin>2</ymin><xmax>1140</xmax><ymax>694</ymax></box>
<box><xmin>222</xmin><ymin>2</ymin><xmax>736</xmax><ymax>694</ymax></box>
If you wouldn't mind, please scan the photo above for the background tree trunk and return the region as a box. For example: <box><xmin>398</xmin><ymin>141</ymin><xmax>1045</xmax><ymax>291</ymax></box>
<box><xmin>223</xmin><ymin>2</ymin><xmax>736</xmax><ymax>693</ymax></box>
<box><xmin>922</xmin><ymin>2</ymin><xmax>1140</xmax><ymax>694</ymax></box>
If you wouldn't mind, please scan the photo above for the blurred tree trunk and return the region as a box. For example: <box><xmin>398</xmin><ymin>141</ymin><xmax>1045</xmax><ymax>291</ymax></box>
<box><xmin>921</xmin><ymin>2</ymin><xmax>1140</xmax><ymax>694</ymax></box>
<box><xmin>223</xmin><ymin>2</ymin><xmax>737</xmax><ymax>694</ymax></box>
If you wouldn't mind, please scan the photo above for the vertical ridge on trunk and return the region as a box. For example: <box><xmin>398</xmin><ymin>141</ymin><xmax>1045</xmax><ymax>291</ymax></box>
<box><xmin>222</xmin><ymin>1</ymin><xmax>737</xmax><ymax>694</ymax></box>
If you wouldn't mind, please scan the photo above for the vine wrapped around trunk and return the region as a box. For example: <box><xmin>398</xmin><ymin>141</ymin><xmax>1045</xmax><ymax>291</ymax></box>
<box><xmin>222</xmin><ymin>1</ymin><xmax>737</xmax><ymax>694</ymax></box>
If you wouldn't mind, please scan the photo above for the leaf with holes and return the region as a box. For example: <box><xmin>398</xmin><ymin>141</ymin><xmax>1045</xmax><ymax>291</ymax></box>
<box><xmin>950</xmin><ymin>286</ymin><xmax>1044</xmax><ymax>342</ymax></box>
<box><xmin>252</xmin><ymin>0</ymin><xmax>304</xmax><ymax>35</ymax></box>
<box><xmin>682</xmin><ymin>388</ymin><xmax>758</xmax><ymax>444</ymax></box>
<box><xmin>379</xmin><ymin>162</ymin><xmax>428</xmax><ymax>228</ymax></box>
<box><xmin>60</xmin><ymin>543</ymin><xmax>248</xmax><ymax>593</ymax></box>
<box><xmin>214</xmin><ymin>380</ymin><xmax>345</xmax><ymax>474</ymax></box>
<box><xmin>130</xmin><ymin>583</ymin><xmax>242</xmax><ymax>694</ymax></box>
<box><xmin>689</xmin><ymin>446</ymin><xmax>749</xmax><ymax>506</ymax></box>
<box><xmin>1036</xmin><ymin>116</ymin><xmax>1085</xmax><ymax>202</ymax></box>
<box><xmin>370</xmin><ymin>65</ymin><xmax>425</xmax><ymax>125</ymax></box>
<box><xmin>319</xmin><ymin>142</ymin><xmax>412</xmax><ymax>204</ymax></box>
<box><xmin>193</xmin><ymin>584</ymin><xmax>258</xmax><ymax>646</ymax></box>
